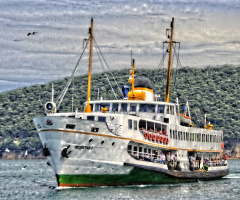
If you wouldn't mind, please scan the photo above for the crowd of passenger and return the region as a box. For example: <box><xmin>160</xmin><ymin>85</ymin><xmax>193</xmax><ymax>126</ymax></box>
<box><xmin>131</xmin><ymin>151</ymin><xmax>182</xmax><ymax>171</ymax></box>
<box><xmin>140</xmin><ymin>127</ymin><xmax>167</xmax><ymax>135</ymax></box>
<box><xmin>189</xmin><ymin>154</ymin><xmax>228</xmax><ymax>172</ymax></box>
<box><xmin>129</xmin><ymin>150</ymin><xmax>228</xmax><ymax>172</ymax></box>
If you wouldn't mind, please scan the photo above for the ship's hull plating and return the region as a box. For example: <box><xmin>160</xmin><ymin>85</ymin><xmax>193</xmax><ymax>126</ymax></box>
<box><xmin>34</xmin><ymin>116</ymin><xmax>228</xmax><ymax>187</ymax></box>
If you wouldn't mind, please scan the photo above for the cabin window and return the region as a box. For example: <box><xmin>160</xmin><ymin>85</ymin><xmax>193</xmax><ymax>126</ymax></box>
<box><xmin>139</xmin><ymin>120</ymin><xmax>146</xmax><ymax>130</ymax></box>
<box><xmin>186</xmin><ymin>132</ymin><xmax>189</xmax><ymax>140</ymax></box>
<box><xmin>134</xmin><ymin>120</ymin><xmax>137</xmax><ymax>130</ymax></box>
<box><xmin>112</xmin><ymin>103</ymin><xmax>119</xmax><ymax>112</ymax></box>
<box><xmin>213</xmin><ymin>135</ymin><xmax>216</xmax><ymax>143</ymax></box>
<box><xmin>210</xmin><ymin>135</ymin><xmax>213</xmax><ymax>142</ymax></box>
<box><xmin>148</xmin><ymin>149</ymin><xmax>151</xmax><ymax>154</ymax></box>
<box><xmin>95</xmin><ymin>103</ymin><xmax>110</xmax><ymax>112</ymax></box>
<box><xmin>98</xmin><ymin>116</ymin><xmax>106</xmax><ymax>122</ymax></box>
<box><xmin>202</xmin><ymin>134</ymin><xmax>205</xmax><ymax>142</ymax></box>
<box><xmin>206</xmin><ymin>135</ymin><xmax>209</xmax><ymax>142</ymax></box>
<box><xmin>183</xmin><ymin>132</ymin><xmax>186</xmax><ymax>140</ymax></box>
<box><xmin>87</xmin><ymin>116</ymin><xmax>95</xmax><ymax>121</ymax></box>
<box><xmin>157</xmin><ymin>105</ymin><xmax>165</xmax><ymax>113</ymax></box>
<box><xmin>127</xmin><ymin>145</ymin><xmax>132</xmax><ymax>154</ymax></box>
<box><xmin>128</xmin><ymin>119</ymin><xmax>132</xmax><ymax>129</ymax></box>
<box><xmin>139</xmin><ymin>147</ymin><xmax>142</xmax><ymax>152</ymax></box>
<box><xmin>170</xmin><ymin>129</ymin><xmax>172</xmax><ymax>138</ymax></box>
<box><xmin>178</xmin><ymin>131</ymin><xmax>180</xmax><ymax>140</ymax></box>
<box><xmin>175</xmin><ymin>130</ymin><xmax>178</xmax><ymax>139</ymax></box>
<box><xmin>197</xmin><ymin>133</ymin><xmax>201</xmax><ymax>141</ymax></box>
<box><xmin>139</xmin><ymin>104</ymin><xmax>155</xmax><ymax>112</ymax></box>
<box><xmin>121</xmin><ymin>103</ymin><xmax>128</xmax><ymax>112</ymax></box>
<box><xmin>133</xmin><ymin>146</ymin><xmax>137</xmax><ymax>154</ymax></box>
<box><xmin>144</xmin><ymin>148</ymin><xmax>147</xmax><ymax>153</ymax></box>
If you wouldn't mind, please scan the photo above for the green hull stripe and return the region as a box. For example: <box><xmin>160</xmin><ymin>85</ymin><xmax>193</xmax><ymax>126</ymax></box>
<box><xmin>58</xmin><ymin>168</ymin><xmax>196</xmax><ymax>186</ymax></box>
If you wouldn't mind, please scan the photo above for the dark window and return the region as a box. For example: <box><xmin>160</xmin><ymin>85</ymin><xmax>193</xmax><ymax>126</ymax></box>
<box><xmin>134</xmin><ymin>121</ymin><xmax>137</xmax><ymax>130</ymax></box>
<box><xmin>130</xmin><ymin>103</ymin><xmax>137</xmax><ymax>112</ymax></box>
<box><xmin>128</xmin><ymin>119</ymin><xmax>132</xmax><ymax>129</ymax></box>
<box><xmin>98</xmin><ymin>116</ymin><xmax>106</xmax><ymax>122</ymax></box>
<box><xmin>66</xmin><ymin>124</ymin><xmax>75</xmax><ymax>129</ymax></box>
<box><xmin>164</xmin><ymin>118</ymin><xmax>169</xmax><ymax>123</ymax></box>
<box><xmin>112</xmin><ymin>103</ymin><xmax>119</xmax><ymax>112</ymax></box>
<box><xmin>139</xmin><ymin>104</ymin><xmax>155</xmax><ymax>112</ymax></box>
<box><xmin>157</xmin><ymin>105</ymin><xmax>165</xmax><ymax>113</ymax></box>
<box><xmin>170</xmin><ymin>129</ymin><xmax>172</xmax><ymax>138</ymax></box>
<box><xmin>127</xmin><ymin>145</ymin><xmax>132</xmax><ymax>153</ymax></box>
<box><xmin>87</xmin><ymin>116</ymin><xmax>94</xmax><ymax>121</ymax></box>
<box><xmin>139</xmin><ymin>147</ymin><xmax>142</xmax><ymax>152</ymax></box>
<box><xmin>121</xmin><ymin>103</ymin><xmax>128</xmax><ymax>112</ymax></box>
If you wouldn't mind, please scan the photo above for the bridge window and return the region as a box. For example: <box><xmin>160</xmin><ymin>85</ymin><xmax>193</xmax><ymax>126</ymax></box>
<box><xmin>121</xmin><ymin>103</ymin><xmax>128</xmax><ymax>112</ymax></box>
<box><xmin>95</xmin><ymin>103</ymin><xmax>110</xmax><ymax>112</ymax></box>
<box><xmin>139</xmin><ymin>104</ymin><xmax>155</xmax><ymax>112</ymax></box>
<box><xmin>112</xmin><ymin>103</ymin><xmax>119</xmax><ymax>112</ymax></box>
<box><xmin>130</xmin><ymin>103</ymin><xmax>137</xmax><ymax>112</ymax></box>
<box><xmin>157</xmin><ymin>105</ymin><xmax>165</xmax><ymax>113</ymax></box>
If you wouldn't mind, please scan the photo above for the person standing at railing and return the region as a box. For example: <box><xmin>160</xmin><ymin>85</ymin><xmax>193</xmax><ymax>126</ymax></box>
<box><xmin>196</xmin><ymin>154</ymin><xmax>201</xmax><ymax>169</ymax></box>
<box><xmin>224</xmin><ymin>154</ymin><xmax>228</xmax><ymax>166</ymax></box>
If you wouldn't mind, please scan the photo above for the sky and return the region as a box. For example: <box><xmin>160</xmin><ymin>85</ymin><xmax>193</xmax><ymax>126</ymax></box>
<box><xmin>0</xmin><ymin>0</ymin><xmax>240</xmax><ymax>93</ymax></box>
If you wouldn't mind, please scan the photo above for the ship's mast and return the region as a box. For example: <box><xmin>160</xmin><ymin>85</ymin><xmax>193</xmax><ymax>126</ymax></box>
<box><xmin>84</xmin><ymin>18</ymin><xmax>93</xmax><ymax>113</ymax></box>
<box><xmin>165</xmin><ymin>18</ymin><xmax>174</xmax><ymax>103</ymax></box>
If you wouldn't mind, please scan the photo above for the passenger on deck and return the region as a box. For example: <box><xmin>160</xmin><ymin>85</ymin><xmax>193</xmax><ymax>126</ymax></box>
<box><xmin>196</xmin><ymin>154</ymin><xmax>201</xmax><ymax>169</ymax></box>
<box><xmin>166</xmin><ymin>152</ymin><xmax>171</xmax><ymax>164</ymax></box>
<box><xmin>153</xmin><ymin>150</ymin><xmax>158</xmax><ymax>162</ymax></box>
<box><xmin>162</xmin><ymin>129</ymin><xmax>166</xmax><ymax>135</ymax></box>
<box><xmin>176</xmin><ymin>161</ymin><xmax>182</xmax><ymax>172</ymax></box>
<box><xmin>224</xmin><ymin>154</ymin><xmax>228</xmax><ymax>166</ymax></box>
<box><xmin>133</xmin><ymin>152</ymin><xmax>139</xmax><ymax>160</ymax></box>
<box><xmin>144</xmin><ymin>153</ymin><xmax>149</xmax><ymax>161</ymax></box>
<box><xmin>189</xmin><ymin>155</ymin><xmax>195</xmax><ymax>171</ymax></box>
<box><xmin>202</xmin><ymin>160</ymin><xmax>209</xmax><ymax>172</ymax></box>
<box><xmin>139</xmin><ymin>153</ymin><xmax>143</xmax><ymax>160</ymax></box>
<box><xmin>162</xmin><ymin>153</ymin><xmax>166</xmax><ymax>164</ymax></box>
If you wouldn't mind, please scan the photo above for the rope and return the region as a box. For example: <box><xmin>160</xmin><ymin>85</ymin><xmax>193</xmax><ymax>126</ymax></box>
<box><xmin>93</xmin><ymin>38</ymin><xmax>123</xmax><ymax>97</ymax></box>
<box><xmin>94</xmin><ymin>43</ymin><xmax>118</xmax><ymax>100</ymax></box>
<box><xmin>56</xmin><ymin>38</ymin><xmax>90</xmax><ymax>111</ymax></box>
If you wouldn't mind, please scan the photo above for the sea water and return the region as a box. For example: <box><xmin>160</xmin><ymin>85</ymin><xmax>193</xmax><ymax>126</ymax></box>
<box><xmin>0</xmin><ymin>159</ymin><xmax>239</xmax><ymax>200</ymax></box>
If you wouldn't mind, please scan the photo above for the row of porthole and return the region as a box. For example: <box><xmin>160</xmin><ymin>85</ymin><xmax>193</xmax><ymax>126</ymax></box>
<box><xmin>89</xmin><ymin>138</ymin><xmax>115</xmax><ymax>146</ymax></box>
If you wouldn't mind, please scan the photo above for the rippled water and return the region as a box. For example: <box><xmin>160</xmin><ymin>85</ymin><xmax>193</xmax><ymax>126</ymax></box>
<box><xmin>0</xmin><ymin>159</ymin><xmax>239</xmax><ymax>200</ymax></box>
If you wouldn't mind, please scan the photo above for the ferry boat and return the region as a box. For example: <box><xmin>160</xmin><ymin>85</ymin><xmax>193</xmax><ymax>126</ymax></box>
<box><xmin>33</xmin><ymin>18</ymin><xmax>229</xmax><ymax>187</ymax></box>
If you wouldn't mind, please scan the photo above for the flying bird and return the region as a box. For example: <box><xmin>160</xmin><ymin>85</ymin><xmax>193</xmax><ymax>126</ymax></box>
<box><xmin>27</xmin><ymin>32</ymin><xmax>38</xmax><ymax>36</ymax></box>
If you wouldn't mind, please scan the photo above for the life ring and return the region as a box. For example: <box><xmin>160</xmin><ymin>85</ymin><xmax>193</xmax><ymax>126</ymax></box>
<box><xmin>152</xmin><ymin>134</ymin><xmax>156</xmax><ymax>141</ymax></box>
<box><xmin>156</xmin><ymin>135</ymin><xmax>160</xmax><ymax>143</ymax></box>
<box><xmin>148</xmin><ymin>133</ymin><xmax>153</xmax><ymax>141</ymax></box>
<box><xmin>221</xmin><ymin>143</ymin><xmax>224</xmax><ymax>149</ymax></box>
<box><xmin>160</xmin><ymin>136</ymin><xmax>163</xmax><ymax>143</ymax></box>
<box><xmin>163</xmin><ymin>137</ymin><xmax>167</xmax><ymax>144</ymax></box>
<box><xmin>144</xmin><ymin>131</ymin><xmax>148</xmax><ymax>139</ymax></box>
<box><xmin>166</xmin><ymin>138</ymin><xmax>169</xmax><ymax>144</ymax></box>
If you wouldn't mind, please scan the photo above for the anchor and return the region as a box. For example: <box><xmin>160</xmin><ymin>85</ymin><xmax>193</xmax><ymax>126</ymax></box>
<box><xmin>61</xmin><ymin>145</ymin><xmax>71</xmax><ymax>158</ymax></box>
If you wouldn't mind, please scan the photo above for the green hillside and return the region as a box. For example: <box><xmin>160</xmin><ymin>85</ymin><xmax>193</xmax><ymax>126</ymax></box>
<box><xmin>0</xmin><ymin>65</ymin><xmax>239</xmax><ymax>157</ymax></box>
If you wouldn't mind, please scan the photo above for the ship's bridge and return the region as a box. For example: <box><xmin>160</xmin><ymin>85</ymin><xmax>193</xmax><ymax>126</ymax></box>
<box><xmin>84</xmin><ymin>100</ymin><xmax>178</xmax><ymax>124</ymax></box>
